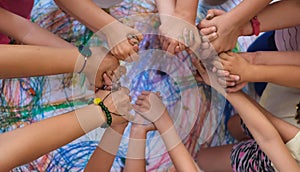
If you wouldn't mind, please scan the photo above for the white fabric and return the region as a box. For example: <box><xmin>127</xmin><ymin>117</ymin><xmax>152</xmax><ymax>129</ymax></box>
<box><xmin>260</xmin><ymin>84</ymin><xmax>300</xmax><ymax>127</ymax></box>
<box><xmin>286</xmin><ymin>131</ymin><xmax>300</xmax><ymax>165</ymax></box>
<box><xmin>272</xmin><ymin>131</ymin><xmax>300</xmax><ymax>171</ymax></box>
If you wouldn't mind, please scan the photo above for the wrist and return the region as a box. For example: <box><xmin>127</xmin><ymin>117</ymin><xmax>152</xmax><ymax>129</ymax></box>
<box><xmin>154</xmin><ymin>111</ymin><xmax>173</xmax><ymax>134</ymax></box>
<box><xmin>173</xmin><ymin>10</ymin><xmax>196</xmax><ymax>24</ymax></box>
<box><xmin>240</xmin><ymin>21</ymin><xmax>253</xmax><ymax>36</ymax></box>
<box><xmin>252</xmin><ymin>51</ymin><xmax>263</xmax><ymax>65</ymax></box>
<box><xmin>130</xmin><ymin>125</ymin><xmax>147</xmax><ymax>139</ymax></box>
<box><xmin>246</xmin><ymin>64</ymin><xmax>258</xmax><ymax>82</ymax></box>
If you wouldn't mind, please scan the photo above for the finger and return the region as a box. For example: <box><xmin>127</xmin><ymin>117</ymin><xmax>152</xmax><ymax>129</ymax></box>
<box><xmin>206</xmin><ymin>9</ymin><xmax>226</xmax><ymax>19</ymax></box>
<box><xmin>134</xmin><ymin>32</ymin><xmax>144</xmax><ymax>41</ymax></box>
<box><xmin>133</xmin><ymin>104</ymin><xmax>142</xmax><ymax>112</ymax></box>
<box><xmin>162</xmin><ymin>39</ymin><xmax>170</xmax><ymax>51</ymax></box>
<box><xmin>216</xmin><ymin>70</ymin><xmax>230</xmax><ymax>77</ymax></box>
<box><xmin>183</xmin><ymin>28</ymin><xmax>191</xmax><ymax>47</ymax></box>
<box><xmin>141</xmin><ymin>100</ymin><xmax>150</xmax><ymax>109</ymax></box>
<box><xmin>141</xmin><ymin>91</ymin><xmax>151</xmax><ymax>95</ymax></box>
<box><xmin>155</xmin><ymin>92</ymin><xmax>161</xmax><ymax>96</ymax></box>
<box><xmin>194</xmin><ymin>74</ymin><xmax>204</xmax><ymax>82</ymax></box>
<box><xmin>206</xmin><ymin>32</ymin><xmax>218</xmax><ymax>42</ymax></box>
<box><xmin>128</xmin><ymin>49</ymin><xmax>139</xmax><ymax>62</ymax></box>
<box><xmin>133</xmin><ymin>44</ymin><xmax>139</xmax><ymax>52</ymax></box>
<box><xmin>219</xmin><ymin>52</ymin><xmax>231</xmax><ymax>61</ymax></box>
<box><xmin>167</xmin><ymin>41</ymin><xmax>177</xmax><ymax>54</ymax></box>
<box><xmin>135</xmin><ymin>100</ymin><xmax>143</xmax><ymax>106</ymax></box>
<box><xmin>177</xmin><ymin>36</ymin><xmax>186</xmax><ymax>52</ymax></box>
<box><xmin>128</xmin><ymin>38</ymin><xmax>139</xmax><ymax>46</ymax></box>
<box><xmin>175</xmin><ymin>46</ymin><xmax>181</xmax><ymax>53</ymax></box>
<box><xmin>103</xmin><ymin>73</ymin><xmax>113</xmax><ymax>86</ymax></box>
<box><xmin>192</xmin><ymin>58</ymin><xmax>206</xmax><ymax>75</ymax></box>
<box><xmin>212</xmin><ymin>60</ymin><xmax>223</xmax><ymax>70</ymax></box>
<box><xmin>206</xmin><ymin>10</ymin><xmax>215</xmax><ymax>20</ymax></box>
<box><xmin>217</xmin><ymin>77</ymin><xmax>236</xmax><ymax>87</ymax></box>
<box><xmin>229</xmin><ymin>74</ymin><xmax>240</xmax><ymax>81</ymax></box>
<box><xmin>200</xmin><ymin>26</ymin><xmax>217</xmax><ymax>36</ymax></box>
<box><xmin>189</xmin><ymin>29</ymin><xmax>195</xmax><ymax>47</ymax></box>
<box><xmin>137</xmin><ymin>94</ymin><xmax>148</xmax><ymax>100</ymax></box>
<box><xmin>224</xmin><ymin>76</ymin><xmax>238</xmax><ymax>82</ymax></box>
<box><xmin>226</xmin><ymin>83</ymin><xmax>247</xmax><ymax>93</ymax></box>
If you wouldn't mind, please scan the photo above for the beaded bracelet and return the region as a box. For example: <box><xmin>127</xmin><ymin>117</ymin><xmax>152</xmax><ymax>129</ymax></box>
<box><xmin>94</xmin><ymin>98</ymin><xmax>112</xmax><ymax>128</ymax></box>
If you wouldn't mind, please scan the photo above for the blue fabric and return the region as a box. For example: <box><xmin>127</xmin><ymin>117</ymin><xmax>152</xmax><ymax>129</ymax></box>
<box><xmin>247</xmin><ymin>31</ymin><xmax>277</xmax><ymax>96</ymax></box>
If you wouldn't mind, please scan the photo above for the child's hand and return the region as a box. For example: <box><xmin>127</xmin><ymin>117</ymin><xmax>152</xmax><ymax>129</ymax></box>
<box><xmin>198</xmin><ymin>9</ymin><xmax>225</xmax><ymax>42</ymax></box>
<box><xmin>159</xmin><ymin>14</ymin><xmax>201</xmax><ymax>54</ymax></box>
<box><xmin>98</xmin><ymin>21</ymin><xmax>143</xmax><ymax>62</ymax></box>
<box><xmin>192</xmin><ymin>58</ymin><xmax>226</xmax><ymax>95</ymax></box>
<box><xmin>133</xmin><ymin>91</ymin><xmax>166</xmax><ymax>123</ymax></box>
<box><xmin>198</xmin><ymin>9</ymin><xmax>243</xmax><ymax>53</ymax></box>
<box><xmin>77</xmin><ymin>47</ymin><xmax>120</xmax><ymax>89</ymax></box>
<box><xmin>217</xmin><ymin>52</ymin><xmax>253</xmax><ymax>84</ymax></box>
<box><xmin>95</xmin><ymin>87</ymin><xmax>133</xmax><ymax>126</ymax></box>
<box><xmin>130</xmin><ymin>115</ymin><xmax>157</xmax><ymax>138</ymax></box>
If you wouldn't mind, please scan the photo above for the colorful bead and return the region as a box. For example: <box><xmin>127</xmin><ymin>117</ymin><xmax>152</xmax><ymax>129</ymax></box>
<box><xmin>93</xmin><ymin>98</ymin><xmax>112</xmax><ymax>128</ymax></box>
<box><xmin>93</xmin><ymin>98</ymin><xmax>102</xmax><ymax>105</ymax></box>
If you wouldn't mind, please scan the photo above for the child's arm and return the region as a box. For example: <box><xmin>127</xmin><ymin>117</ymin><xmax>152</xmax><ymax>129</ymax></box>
<box><xmin>0</xmin><ymin>88</ymin><xmax>131</xmax><ymax>171</ymax></box>
<box><xmin>0</xmin><ymin>7</ymin><xmax>73</xmax><ymax>48</ymax></box>
<box><xmin>216</xmin><ymin>52</ymin><xmax>300</xmax><ymax>88</ymax></box>
<box><xmin>155</xmin><ymin>0</ymin><xmax>175</xmax><ymax>23</ymax></box>
<box><xmin>226</xmin><ymin>92</ymin><xmax>300</xmax><ymax>172</ymax></box>
<box><xmin>134</xmin><ymin>91</ymin><xmax>199</xmax><ymax>172</ymax></box>
<box><xmin>0</xmin><ymin>45</ymin><xmax>120</xmax><ymax>88</ymax></box>
<box><xmin>54</xmin><ymin>0</ymin><xmax>143</xmax><ymax>61</ymax></box>
<box><xmin>193</xmin><ymin>59</ymin><xmax>300</xmax><ymax>172</ymax></box>
<box><xmin>156</xmin><ymin>0</ymin><xmax>206</xmax><ymax>54</ymax></box>
<box><xmin>124</xmin><ymin>122</ymin><xmax>156</xmax><ymax>172</ymax></box>
<box><xmin>199</xmin><ymin>0</ymin><xmax>273</xmax><ymax>52</ymax></box>
<box><xmin>241</xmin><ymin>0</ymin><xmax>300</xmax><ymax>36</ymax></box>
<box><xmin>85</xmin><ymin>123</ymin><xmax>128</xmax><ymax>172</ymax></box>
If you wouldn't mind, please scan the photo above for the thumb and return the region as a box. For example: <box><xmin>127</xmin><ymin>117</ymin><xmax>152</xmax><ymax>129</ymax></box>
<box><xmin>206</xmin><ymin>9</ymin><xmax>226</xmax><ymax>20</ymax></box>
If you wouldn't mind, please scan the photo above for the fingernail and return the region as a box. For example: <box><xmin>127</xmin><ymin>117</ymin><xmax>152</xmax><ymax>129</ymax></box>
<box><xmin>206</xmin><ymin>14</ymin><xmax>213</xmax><ymax>20</ymax></box>
<box><xmin>212</xmin><ymin>26</ymin><xmax>217</xmax><ymax>32</ymax></box>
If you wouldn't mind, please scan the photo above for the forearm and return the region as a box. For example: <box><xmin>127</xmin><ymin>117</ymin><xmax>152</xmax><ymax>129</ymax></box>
<box><xmin>0</xmin><ymin>45</ymin><xmax>78</xmax><ymax>79</ymax></box>
<box><xmin>225</xmin><ymin>92</ymin><xmax>300</xmax><ymax>171</ymax></box>
<box><xmin>174</xmin><ymin>0</ymin><xmax>199</xmax><ymax>24</ymax></box>
<box><xmin>242</xmin><ymin>0</ymin><xmax>300</xmax><ymax>35</ymax></box>
<box><xmin>244</xmin><ymin>94</ymin><xmax>299</xmax><ymax>143</ymax></box>
<box><xmin>228</xmin><ymin>0</ymin><xmax>272</xmax><ymax>27</ymax></box>
<box><xmin>55</xmin><ymin>0</ymin><xmax>116</xmax><ymax>32</ymax></box>
<box><xmin>85</xmin><ymin>125</ymin><xmax>126</xmax><ymax>172</ymax></box>
<box><xmin>156</xmin><ymin>0</ymin><xmax>176</xmax><ymax>23</ymax></box>
<box><xmin>254</xmin><ymin>51</ymin><xmax>300</xmax><ymax>66</ymax></box>
<box><xmin>124</xmin><ymin>126</ymin><xmax>147</xmax><ymax>172</ymax></box>
<box><xmin>249</xmin><ymin>65</ymin><xmax>300</xmax><ymax>88</ymax></box>
<box><xmin>0</xmin><ymin>105</ymin><xmax>105</xmax><ymax>171</ymax></box>
<box><xmin>155</xmin><ymin>112</ymin><xmax>198</xmax><ymax>172</ymax></box>
<box><xmin>168</xmin><ymin>143</ymin><xmax>198</xmax><ymax>172</ymax></box>
<box><xmin>0</xmin><ymin>7</ymin><xmax>73</xmax><ymax>48</ymax></box>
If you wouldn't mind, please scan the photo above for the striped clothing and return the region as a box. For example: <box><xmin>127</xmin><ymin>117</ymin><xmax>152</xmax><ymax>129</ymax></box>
<box><xmin>275</xmin><ymin>25</ymin><xmax>300</xmax><ymax>51</ymax></box>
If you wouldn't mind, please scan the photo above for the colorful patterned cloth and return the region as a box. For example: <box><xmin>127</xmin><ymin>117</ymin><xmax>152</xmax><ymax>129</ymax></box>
<box><xmin>0</xmin><ymin>0</ymin><xmax>255</xmax><ymax>171</ymax></box>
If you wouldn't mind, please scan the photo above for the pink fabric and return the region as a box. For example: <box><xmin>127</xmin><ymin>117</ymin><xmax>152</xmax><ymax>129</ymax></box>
<box><xmin>0</xmin><ymin>0</ymin><xmax>34</xmax><ymax>44</ymax></box>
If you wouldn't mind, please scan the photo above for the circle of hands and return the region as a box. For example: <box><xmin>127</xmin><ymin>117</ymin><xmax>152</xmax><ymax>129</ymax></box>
<box><xmin>89</xmin><ymin>10</ymin><xmax>255</xmax><ymax>127</ymax></box>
